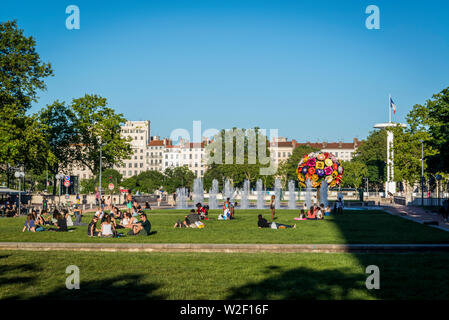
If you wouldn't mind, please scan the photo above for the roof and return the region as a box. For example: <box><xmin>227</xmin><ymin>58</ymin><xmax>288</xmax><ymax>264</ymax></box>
<box><xmin>148</xmin><ymin>140</ymin><xmax>165</xmax><ymax>146</ymax></box>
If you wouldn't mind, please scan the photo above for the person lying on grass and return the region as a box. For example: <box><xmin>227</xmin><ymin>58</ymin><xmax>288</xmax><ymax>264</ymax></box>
<box><xmin>257</xmin><ymin>214</ymin><xmax>296</xmax><ymax>229</ymax></box>
<box><xmin>128</xmin><ymin>213</ymin><xmax>151</xmax><ymax>236</ymax></box>
<box><xmin>88</xmin><ymin>216</ymin><xmax>101</xmax><ymax>237</ymax></box>
<box><xmin>174</xmin><ymin>209</ymin><xmax>205</xmax><ymax>228</ymax></box>
<box><xmin>294</xmin><ymin>209</ymin><xmax>307</xmax><ymax>221</ymax></box>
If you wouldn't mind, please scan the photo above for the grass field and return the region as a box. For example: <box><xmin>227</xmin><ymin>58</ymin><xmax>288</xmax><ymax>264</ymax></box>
<box><xmin>1</xmin><ymin>250</ymin><xmax>449</xmax><ymax>300</ymax></box>
<box><xmin>1</xmin><ymin>209</ymin><xmax>449</xmax><ymax>244</ymax></box>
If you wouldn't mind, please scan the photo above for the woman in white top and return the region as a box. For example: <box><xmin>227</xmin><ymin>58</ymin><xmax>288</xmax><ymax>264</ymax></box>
<box><xmin>101</xmin><ymin>216</ymin><xmax>114</xmax><ymax>237</ymax></box>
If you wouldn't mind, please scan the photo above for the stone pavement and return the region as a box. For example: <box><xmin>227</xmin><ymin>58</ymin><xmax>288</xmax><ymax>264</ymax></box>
<box><xmin>1</xmin><ymin>242</ymin><xmax>449</xmax><ymax>253</ymax></box>
<box><xmin>383</xmin><ymin>203</ymin><xmax>449</xmax><ymax>231</ymax></box>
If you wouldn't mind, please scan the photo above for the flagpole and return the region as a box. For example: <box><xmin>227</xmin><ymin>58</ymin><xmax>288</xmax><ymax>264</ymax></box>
<box><xmin>388</xmin><ymin>94</ymin><xmax>391</xmax><ymax>123</ymax></box>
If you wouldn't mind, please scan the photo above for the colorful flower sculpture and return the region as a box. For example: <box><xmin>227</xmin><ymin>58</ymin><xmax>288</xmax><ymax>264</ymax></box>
<box><xmin>296</xmin><ymin>152</ymin><xmax>344</xmax><ymax>188</ymax></box>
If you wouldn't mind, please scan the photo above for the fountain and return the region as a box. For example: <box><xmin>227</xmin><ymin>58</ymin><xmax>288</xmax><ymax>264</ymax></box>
<box><xmin>208</xmin><ymin>179</ymin><xmax>219</xmax><ymax>209</ymax></box>
<box><xmin>305</xmin><ymin>179</ymin><xmax>313</xmax><ymax>209</ymax></box>
<box><xmin>223</xmin><ymin>179</ymin><xmax>234</xmax><ymax>203</ymax></box>
<box><xmin>274</xmin><ymin>178</ymin><xmax>281</xmax><ymax>209</ymax></box>
<box><xmin>256</xmin><ymin>179</ymin><xmax>264</xmax><ymax>209</ymax></box>
<box><xmin>193</xmin><ymin>178</ymin><xmax>204</xmax><ymax>205</ymax></box>
<box><xmin>288</xmin><ymin>180</ymin><xmax>296</xmax><ymax>209</ymax></box>
<box><xmin>176</xmin><ymin>187</ymin><xmax>188</xmax><ymax>209</ymax></box>
<box><xmin>319</xmin><ymin>180</ymin><xmax>329</xmax><ymax>207</ymax></box>
<box><xmin>241</xmin><ymin>179</ymin><xmax>250</xmax><ymax>209</ymax></box>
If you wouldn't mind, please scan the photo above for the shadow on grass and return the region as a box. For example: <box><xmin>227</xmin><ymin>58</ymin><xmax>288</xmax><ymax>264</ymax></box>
<box><xmin>228</xmin><ymin>265</ymin><xmax>367</xmax><ymax>299</ymax></box>
<box><xmin>30</xmin><ymin>274</ymin><xmax>165</xmax><ymax>300</ymax></box>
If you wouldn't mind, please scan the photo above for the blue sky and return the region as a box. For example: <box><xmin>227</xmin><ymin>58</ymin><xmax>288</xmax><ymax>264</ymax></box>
<box><xmin>2</xmin><ymin>0</ymin><xmax>449</xmax><ymax>142</ymax></box>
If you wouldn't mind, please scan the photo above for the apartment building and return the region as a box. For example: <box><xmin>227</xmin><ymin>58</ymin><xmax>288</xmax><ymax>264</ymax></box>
<box><xmin>270</xmin><ymin>137</ymin><xmax>361</xmax><ymax>168</ymax></box>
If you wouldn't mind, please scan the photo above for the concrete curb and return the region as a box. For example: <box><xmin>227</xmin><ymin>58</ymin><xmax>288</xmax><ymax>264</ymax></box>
<box><xmin>1</xmin><ymin>242</ymin><xmax>449</xmax><ymax>253</ymax></box>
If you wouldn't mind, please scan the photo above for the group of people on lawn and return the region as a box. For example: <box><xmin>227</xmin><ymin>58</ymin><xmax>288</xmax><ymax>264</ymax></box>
<box><xmin>88</xmin><ymin>203</ymin><xmax>151</xmax><ymax>237</ymax></box>
<box><xmin>22</xmin><ymin>194</ymin><xmax>341</xmax><ymax>235</ymax></box>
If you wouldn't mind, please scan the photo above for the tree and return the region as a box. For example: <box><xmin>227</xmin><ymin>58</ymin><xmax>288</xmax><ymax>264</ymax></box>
<box><xmin>0</xmin><ymin>20</ymin><xmax>53</xmax><ymax>181</ymax></box>
<box><xmin>38</xmin><ymin>101</ymin><xmax>77</xmax><ymax>194</ymax></box>
<box><xmin>341</xmin><ymin>161</ymin><xmax>368</xmax><ymax>189</ymax></box>
<box><xmin>70</xmin><ymin>94</ymin><xmax>132</xmax><ymax>174</ymax></box>
<box><xmin>406</xmin><ymin>87</ymin><xmax>449</xmax><ymax>174</ymax></box>
<box><xmin>163</xmin><ymin>166</ymin><xmax>195</xmax><ymax>193</ymax></box>
<box><xmin>352</xmin><ymin>130</ymin><xmax>386</xmax><ymax>191</ymax></box>
<box><xmin>122</xmin><ymin>170</ymin><xmax>164</xmax><ymax>194</ymax></box>
<box><xmin>203</xmin><ymin>128</ymin><xmax>273</xmax><ymax>190</ymax></box>
<box><xmin>79</xmin><ymin>168</ymin><xmax>123</xmax><ymax>194</ymax></box>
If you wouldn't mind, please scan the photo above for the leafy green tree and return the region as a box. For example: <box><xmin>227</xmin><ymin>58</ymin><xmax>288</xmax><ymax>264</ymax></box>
<box><xmin>352</xmin><ymin>130</ymin><xmax>386</xmax><ymax>191</ymax></box>
<box><xmin>0</xmin><ymin>20</ymin><xmax>53</xmax><ymax>181</ymax></box>
<box><xmin>122</xmin><ymin>170</ymin><xmax>164</xmax><ymax>194</ymax></box>
<box><xmin>80</xmin><ymin>168</ymin><xmax>123</xmax><ymax>194</ymax></box>
<box><xmin>38</xmin><ymin>101</ymin><xmax>77</xmax><ymax>194</ymax></box>
<box><xmin>203</xmin><ymin>128</ymin><xmax>272</xmax><ymax>190</ymax></box>
<box><xmin>406</xmin><ymin>87</ymin><xmax>449</xmax><ymax>174</ymax></box>
<box><xmin>70</xmin><ymin>94</ymin><xmax>132</xmax><ymax>174</ymax></box>
<box><xmin>341</xmin><ymin>161</ymin><xmax>368</xmax><ymax>189</ymax></box>
<box><xmin>163</xmin><ymin>166</ymin><xmax>195</xmax><ymax>193</ymax></box>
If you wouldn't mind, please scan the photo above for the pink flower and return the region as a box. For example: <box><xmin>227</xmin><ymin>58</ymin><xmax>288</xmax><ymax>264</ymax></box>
<box><xmin>324</xmin><ymin>167</ymin><xmax>333</xmax><ymax>176</ymax></box>
<box><xmin>306</xmin><ymin>158</ymin><xmax>316</xmax><ymax>167</ymax></box>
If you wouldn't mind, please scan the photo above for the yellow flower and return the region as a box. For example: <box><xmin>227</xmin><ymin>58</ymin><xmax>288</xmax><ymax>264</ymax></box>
<box><xmin>316</xmin><ymin>161</ymin><xmax>325</xmax><ymax>169</ymax></box>
<box><xmin>324</xmin><ymin>159</ymin><xmax>333</xmax><ymax>167</ymax></box>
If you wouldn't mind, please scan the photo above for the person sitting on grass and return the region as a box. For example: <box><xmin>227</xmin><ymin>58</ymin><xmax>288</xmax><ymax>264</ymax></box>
<box><xmin>295</xmin><ymin>209</ymin><xmax>307</xmax><ymax>220</ymax></box>
<box><xmin>230</xmin><ymin>202</ymin><xmax>237</xmax><ymax>219</ymax></box>
<box><xmin>88</xmin><ymin>216</ymin><xmax>101</xmax><ymax>237</ymax></box>
<box><xmin>64</xmin><ymin>209</ymin><xmax>74</xmax><ymax>227</ymax></box>
<box><xmin>257</xmin><ymin>214</ymin><xmax>296</xmax><ymax>229</ymax></box>
<box><xmin>196</xmin><ymin>203</ymin><xmax>209</xmax><ymax>220</ymax></box>
<box><xmin>22</xmin><ymin>213</ymin><xmax>36</xmax><ymax>232</ymax></box>
<box><xmin>316</xmin><ymin>204</ymin><xmax>324</xmax><ymax>220</ymax></box>
<box><xmin>307</xmin><ymin>206</ymin><xmax>317</xmax><ymax>220</ymax></box>
<box><xmin>95</xmin><ymin>206</ymin><xmax>104</xmax><ymax>220</ymax></box>
<box><xmin>120</xmin><ymin>212</ymin><xmax>136</xmax><ymax>229</ymax></box>
<box><xmin>128</xmin><ymin>213</ymin><xmax>151</xmax><ymax>236</ymax></box>
<box><xmin>48</xmin><ymin>210</ymin><xmax>68</xmax><ymax>232</ymax></box>
<box><xmin>101</xmin><ymin>215</ymin><xmax>115</xmax><ymax>237</ymax></box>
<box><xmin>324</xmin><ymin>205</ymin><xmax>332</xmax><ymax>216</ymax></box>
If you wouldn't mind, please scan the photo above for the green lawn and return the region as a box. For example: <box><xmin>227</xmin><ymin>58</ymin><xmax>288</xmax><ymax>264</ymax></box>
<box><xmin>1</xmin><ymin>209</ymin><xmax>449</xmax><ymax>244</ymax></box>
<box><xmin>1</xmin><ymin>250</ymin><xmax>449</xmax><ymax>300</ymax></box>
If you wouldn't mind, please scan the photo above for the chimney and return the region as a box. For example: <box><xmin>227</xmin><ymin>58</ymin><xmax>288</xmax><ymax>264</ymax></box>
<box><xmin>292</xmin><ymin>139</ymin><xmax>296</xmax><ymax>147</ymax></box>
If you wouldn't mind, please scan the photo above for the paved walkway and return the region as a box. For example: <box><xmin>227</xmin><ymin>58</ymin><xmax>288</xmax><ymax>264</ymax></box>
<box><xmin>383</xmin><ymin>204</ymin><xmax>449</xmax><ymax>231</ymax></box>
<box><xmin>2</xmin><ymin>242</ymin><xmax>449</xmax><ymax>253</ymax></box>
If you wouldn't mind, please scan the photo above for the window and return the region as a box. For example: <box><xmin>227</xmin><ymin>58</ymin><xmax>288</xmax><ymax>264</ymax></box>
<box><xmin>128</xmin><ymin>163</ymin><xmax>132</xmax><ymax>168</ymax></box>
<box><xmin>283</xmin><ymin>152</ymin><xmax>286</xmax><ymax>157</ymax></box>
<box><xmin>128</xmin><ymin>171</ymin><xmax>132</xmax><ymax>176</ymax></box>
<box><xmin>134</xmin><ymin>163</ymin><xmax>137</xmax><ymax>168</ymax></box>
<box><xmin>140</xmin><ymin>163</ymin><xmax>143</xmax><ymax>168</ymax></box>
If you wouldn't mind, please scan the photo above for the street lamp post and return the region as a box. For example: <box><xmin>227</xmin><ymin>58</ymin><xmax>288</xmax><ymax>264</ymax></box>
<box><xmin>55</xmin><ymin>174</ymin><xmax>64</xmax><ymax>206</ymax></box>
<box><xmin>421</xmin><ymin>141</ymin><xmax>424</xmax><ymax>207</ymax></box>
<box><xmin>14</xmin><ymin>171</ymin><xmax>25</xmax><ymax>215</ymax></box>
